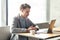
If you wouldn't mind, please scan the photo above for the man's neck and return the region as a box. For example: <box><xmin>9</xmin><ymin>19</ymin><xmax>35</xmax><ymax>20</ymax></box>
<box><xmin>20</xmin><ymin>15</ymin><xmax>26</xmax><ymax>19</ymax></box>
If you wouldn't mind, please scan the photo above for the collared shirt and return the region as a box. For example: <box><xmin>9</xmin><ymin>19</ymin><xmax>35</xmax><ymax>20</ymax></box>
<box><xmin>19</xmin><ymin>16</ymin><xmax>35</xmax><ymax>29</ymax></box>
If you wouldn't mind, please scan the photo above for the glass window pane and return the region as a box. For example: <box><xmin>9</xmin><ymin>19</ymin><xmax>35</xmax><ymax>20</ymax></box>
<box><xmin>8</xmin><ymin>0</ymin><xmax>47</xmax><ymax>26</ymax></box>
<box><xmin>0</xmin><ymin>0</ymin><xmax>1</xmax><ymax>26</ymax></box>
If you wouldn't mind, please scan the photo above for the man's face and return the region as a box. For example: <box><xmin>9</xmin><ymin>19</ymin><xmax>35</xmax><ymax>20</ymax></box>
<box><xmin>21</xmin><ymin>8</ymin><xmax>30</xmax><ymax>18</ymax></box>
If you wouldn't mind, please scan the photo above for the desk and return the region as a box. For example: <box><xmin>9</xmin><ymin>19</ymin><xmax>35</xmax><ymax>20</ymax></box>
<box><xmin>13</xmin><ymin>28</ymin><xmax>60</xmax><ymax>40</ymax></box>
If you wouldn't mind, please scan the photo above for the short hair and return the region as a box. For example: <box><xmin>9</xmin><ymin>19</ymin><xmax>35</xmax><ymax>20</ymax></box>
<box><xmin>20</xmin><ymin>3</ymin><xmax>31</xmax><ymax>10</ymax></box>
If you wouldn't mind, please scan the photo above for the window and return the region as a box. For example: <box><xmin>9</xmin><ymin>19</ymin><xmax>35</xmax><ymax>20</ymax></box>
<box><xmin>8</xmin><ymin>0</ymin><xmax>47</xmax><ymax>26</ymax></box>
<box><xmin>1</xmin><ymin>0</ymin><xmax>6</xmax><ymax>26</ymax></box>
<box><xmin>0</xmin><ymin>0</ymin><xmax>1</xmax><ymax>26</ymax></box>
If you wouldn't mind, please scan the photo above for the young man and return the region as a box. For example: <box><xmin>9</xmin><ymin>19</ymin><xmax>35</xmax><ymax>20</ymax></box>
<box><xmin>11</xmin><ymin>3</ymin><xmax>39</xmax><ymax>40</ymax></box>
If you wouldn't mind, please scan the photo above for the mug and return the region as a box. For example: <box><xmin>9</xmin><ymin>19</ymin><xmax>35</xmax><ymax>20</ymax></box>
<box><xmin>30</xmin><ymin>30</ymin><xmax>35</xmax><ymax>35</ymax></box>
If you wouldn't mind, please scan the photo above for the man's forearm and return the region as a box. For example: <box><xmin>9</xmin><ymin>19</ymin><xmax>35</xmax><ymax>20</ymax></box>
<box><xmin>12</xmin><ymin>28</ymin><xmax>27</xmax><ymax>33</ymax></box>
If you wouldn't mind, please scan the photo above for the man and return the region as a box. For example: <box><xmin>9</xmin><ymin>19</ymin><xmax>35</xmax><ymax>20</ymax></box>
<box><xmin>11</xmin><ymin>3</ymin><xmax>39</xmax><ymax>40</ymax></box>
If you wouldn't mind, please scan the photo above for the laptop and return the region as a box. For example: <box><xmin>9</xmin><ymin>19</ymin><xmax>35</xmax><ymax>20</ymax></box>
<box><xmin>47</xmin><ymin>19</ymin><xmax>56</xmax><ymax>33</ymax></box>
<box><xmin>36</xmin><ymin>19</ymin><xmax>56</xmax><ymax>34</ymax></box>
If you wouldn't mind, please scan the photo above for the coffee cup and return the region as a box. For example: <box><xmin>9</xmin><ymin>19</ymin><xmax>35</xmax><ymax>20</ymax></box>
<box><xmin>30</xmin><ymin>30</ymin><xmax>35</xmax><ymax>35</ymax></box>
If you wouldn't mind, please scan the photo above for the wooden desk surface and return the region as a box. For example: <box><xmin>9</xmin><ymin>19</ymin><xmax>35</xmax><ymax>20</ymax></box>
<box><xmin>13</xmin><ymin>28</ymin><xmax>60</xmax><ymax>39</ymax></box>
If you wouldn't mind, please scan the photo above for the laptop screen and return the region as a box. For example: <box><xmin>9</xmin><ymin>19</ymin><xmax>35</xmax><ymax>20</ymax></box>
<box><xmin>47</xmin><ymin>19</ymin><xmax>56</xmax><ymax>33</ymax></box>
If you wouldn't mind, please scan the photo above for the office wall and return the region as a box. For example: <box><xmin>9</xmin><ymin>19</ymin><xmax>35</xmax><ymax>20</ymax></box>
<box><xmin>50</xmin><ymin>0</ymin><xmax>60</xmax><ymax>27</ymax></box>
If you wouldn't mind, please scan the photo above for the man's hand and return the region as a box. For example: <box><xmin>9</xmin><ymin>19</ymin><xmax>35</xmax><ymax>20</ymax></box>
<box><xmin>26</xmin><ymin>25</ymin><xmax>39</xmax><ymax>32</ymax></box>
<box><xmin>28</xmin><ymin>26</ymin><xmax>37</xmax><ymax>30</ymax></box>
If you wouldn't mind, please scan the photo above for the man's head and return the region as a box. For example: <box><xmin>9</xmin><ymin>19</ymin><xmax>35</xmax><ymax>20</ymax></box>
<box><xmin>20</xmin><ymin>3</ymin><xmax>31</xmax><ymax>18</ymax></box>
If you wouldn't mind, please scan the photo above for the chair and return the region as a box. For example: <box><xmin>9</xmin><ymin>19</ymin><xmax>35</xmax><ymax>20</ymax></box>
<box><xmin>0</xmin><ymin>26</ymin><xmax>11</xmax><ymax>40</ymax></box>
<box><xmin>36</xmin><ymin>22</ymin><xmax>49</xmax><ymax>29</ymax></box>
